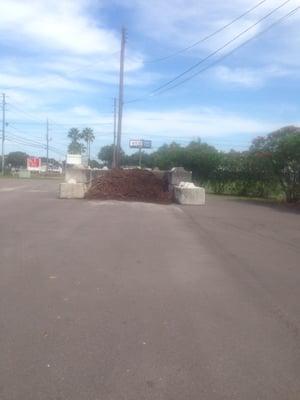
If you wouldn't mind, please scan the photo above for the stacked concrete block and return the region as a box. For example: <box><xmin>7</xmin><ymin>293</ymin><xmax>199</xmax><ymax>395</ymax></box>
<box><xmin>59</xmin><ymin>182</ymin><xmax>87</xmax><ymax>199</ymax></box>
<box><xmin>167</xmin><ymin>167</ymin><xmax>192</xmax><ymax>191</ymax></box>
<box><xmin>174</xmin><ymin>182</ymin><xmax>205</xmax><ymax>205</ymax></box>
<box><xmin>59</xmin><ymin>166</ymin><xmax>110</xmax><ymax>199</ymax></box>
<box><xmin>59</xmin><ymin>166</ymin><xmax>90</xmax><ymax>199</ymax></box>
<box><xmin>65</xmin><ymin>167</ymin><xmax>91</xmax><ymax>184</ymax></box>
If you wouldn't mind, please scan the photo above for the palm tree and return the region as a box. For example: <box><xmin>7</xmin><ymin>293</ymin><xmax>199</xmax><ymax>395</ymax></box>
<box><xmin>67</xmin><ymin>127</ymin><xmax>81</xmax><ymax>142</ymax></box>
<box><xmin>81</xmin><ymin>127</ymin><xmax>95</xmax><ymax>164</ymax></box>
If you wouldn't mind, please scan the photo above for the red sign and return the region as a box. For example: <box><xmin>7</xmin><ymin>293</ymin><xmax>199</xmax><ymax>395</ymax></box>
<box><xmin>27</xmin><ymin>157</ymin><xmax>41</xmax><ymax>171</ymax></box>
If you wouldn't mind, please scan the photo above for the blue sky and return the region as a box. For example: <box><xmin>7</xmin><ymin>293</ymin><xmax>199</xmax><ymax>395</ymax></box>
<box><xmin>0</xmin><ymin>0</ymin><xmax>299</xmax><ymax>160</ymax></box>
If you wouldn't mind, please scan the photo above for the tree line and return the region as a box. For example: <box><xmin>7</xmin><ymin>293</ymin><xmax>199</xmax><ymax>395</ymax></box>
<box><xmin>98</xmin><ymin>126</ymin><xmax>300</xmax><ymax>203</ymax></box>
<box><xmin>2</xmin><ymin>126</ymin><xmax>299</xmax><ymax>202</ymax></box>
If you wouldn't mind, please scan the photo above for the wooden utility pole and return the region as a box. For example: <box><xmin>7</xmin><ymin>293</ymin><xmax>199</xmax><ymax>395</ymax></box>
<box><xmin>46</xmin><ymin>118</ymin><xmax>49</xmax><ymax>172</ymax></box>
<box><xmin>116</xmin><ymin>28</ymin><xmax>126</xmax><ymax>168</ymax></box>
<box><xmin>138</xmin><ymin>144</ymin><xmax>142</xmax><ymax>168</ymax></box>
<box><xmin>113</xmin><ymin>97</ymin><xmax>117</xmax><ymax>168</ymax></box>
<box><xmin>1</xmin><ymin>93</ymin><xmax>6</xmax><ymax>176</ymax></box>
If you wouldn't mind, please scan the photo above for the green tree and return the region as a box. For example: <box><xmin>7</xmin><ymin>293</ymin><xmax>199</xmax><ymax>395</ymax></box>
<box><xmin>250</xmin><ymin>126</ymin><xmax>300</xmax><ymax>202</ymax></box>
<box><xmin>89</xmin><ymin>159</ymin><xmax>102</xmax><ymax>169</ymax></box>
<box><xmin>81</xmin><ymin>127</ymin><xmax>95</xmax><ymax>163</ymax></box>
<box><xmin>68</xmin><ymin>141</ymin><xmax>86</xmax><ymax>154</ymax></box>
<box><xmin>41</xmin><ymin>157</ymin><xmax>60</xmax><ymax>168</ymax></box>
<box><xmin>209</xmin><ymin>150</ymin><xmax>277</xmax><ymax>197</ymax></box>
<box><xmin>151</xmin><ymin>141</ymin><xmax>219</xmax><ymax>184</ymax></box>
<box><xmin>124</xmin><ymin>151</ymin><xmax>154</xmax><ymax>168</ymax></box>
<box><xmin>98</xmin><ymin>144</ymin><xmax>125</xmax><ymax>167</ymax></box>
<box><xmin>6</xmin><ymin>151</ymin><xmax>28</xmax><ymax>168</ymax></box>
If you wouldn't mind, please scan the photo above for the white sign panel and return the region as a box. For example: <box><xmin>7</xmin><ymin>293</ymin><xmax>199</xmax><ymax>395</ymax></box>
<box><xmin>66</xmin><ymin>154</ymin><xmax>82</xmax><ymax>165</ymax></box>
<box><xmin>129</xmin><ymin>139</ymin><xmax>152</xmax><ymax>149</ymax></box>
<box><xmin>129</xmin><ymin>140</ymin><xmax>143</xmax><ymax>149</ymax></box>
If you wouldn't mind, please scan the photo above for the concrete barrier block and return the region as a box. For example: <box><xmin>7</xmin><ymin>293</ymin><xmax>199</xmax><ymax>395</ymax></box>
<box><xmin>59</xmin><ymin>183</ymin><xmax>87</xmax><ymax>199</ymax></box>
<box><xmin>168</xmin><ymin>167</ymin><xmax>192</xmax><ymax>186</ymax></box>
<box><xmin>174</xmin><ymin>183</ymin><xmax>205</xmax><ymax>205</ymax></box>
<box><xmin>65</xmin><ymin>167</ymin><xmax>90</xmax><ymax>184</ymax></box>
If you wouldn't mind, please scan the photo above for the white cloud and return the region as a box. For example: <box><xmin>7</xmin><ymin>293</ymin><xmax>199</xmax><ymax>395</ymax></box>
<box><xmin>115</xmin><ymin>0</ymin><xmax>295</xmax><ymax>47</ymax></box>
<box><xmin>0</xmin><ymin>71</ymin><xmax>94</xmax><ymax>92</ymax></box>
<box><xmin>0</xmin><ymin>0</ymin><xmax>119</xmax><ymax>55</ymax></box>
<box><xmin>121</xmin><ymin>107</ymin><xmax>280</xmax><ymax>138</ymax></box>
<box><xmin>113</xmin><ymin>0</ymin><xmax>300</xmax><ymax>67</ymax></box>
<box><xmin>2</xmin><ymin>0</ymin><xmax>299</xmax><ymax>158</ymax></box>
<box><xmin>213</xmin><ymin>64</ymin><xmax>294</xmax><ymax>88</ymax></box>
<box><xmin>214</xmin><ymin>66</ymin><xmax>264</xmax><ymax>87</ymax></box>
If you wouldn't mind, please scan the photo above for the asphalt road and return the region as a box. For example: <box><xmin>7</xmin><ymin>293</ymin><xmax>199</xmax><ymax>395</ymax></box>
<box><xmin>0</xmin><ymin>178</ymin><xmax>299</xmax><ymax>400</ymax></box>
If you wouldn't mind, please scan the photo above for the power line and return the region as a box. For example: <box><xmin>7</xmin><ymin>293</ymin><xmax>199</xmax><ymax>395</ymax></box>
<box><xmin>125</xmin><ymin>0</ymin><xmax>296</xmax><ymax>104</ymax></box>
<box><xmin>9</xmin><ymin>124</ymin><xmax>47</xmax><ymax>144</ymax></box>
<box><xmin>7</xmin><ymin>133</ymin><xmax>65</xmax><ymax>154</ymax></box>
<box><xmin>152</xmin><ymin>0</ymin><xmax>292</xmax><ymax>94</ymax></box>
<box><xmin>7</xmin><ymin>131</ymin><xmax>46</xmax><ymax>147</ymax></box>
<box><xmin>7</xmin><ymin>102</ymin><xmax>45</xmax><ymax>124</ymax></box>
<box><xmin>145</xmin><ymin>0</ymin><xmax>269</xmax><ymax>64</ymax></box>
<box><xmin>6</xmin><ymin>135</ymin><xmax>45</xmax><ymax>149</ymax></box>
<box><xmin>6</xmin><ymin>138</ymin><xmax>65</xmax><ymax>156</ymax></box>
<box><xmin>6</xmin><ymin>127</ymin><xmax>66</xmax><ymax>155</ymax></box>
<box><xmin>156</xmin><ymin>5</ymin><xmax>300</xmax><ymax>96</ymax></box>
<box><xmin>51</xmin><ymin>121</ymin><xmax>113</xmax><ymax>128</ymax></box>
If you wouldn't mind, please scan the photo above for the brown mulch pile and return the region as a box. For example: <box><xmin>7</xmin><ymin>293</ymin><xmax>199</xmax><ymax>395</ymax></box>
<box><xmin>85</xmin><ymin>168</ymin><xmax>172</xmax><ymax>203</ymax></box>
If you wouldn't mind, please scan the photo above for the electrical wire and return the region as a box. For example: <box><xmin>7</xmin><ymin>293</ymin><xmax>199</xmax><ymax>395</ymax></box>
<box><xmin>7</xmin><ymin>135</ymin><xmax>65</xmax><ymax>155</ymax></box>
<box><xmin>8</xmin><ymin>124</ymin><xmax>44</xmax><ymax>143</ymax></box>
<box><xmin>145</xmin><ymin>0</ymin><xmax>269</xmax><ymax>63</ymax></box>
<box><xmin>7</xmin><ymin>103</ymin><xmax>45</xmax><ymax>124</ymax></box>
<box><xmin>152</xmin><ymin>0</ymin><xmax>292</xmax><ymax>94</ymax></box>
<box><xmin>155</xmin><ymin>5</ymin><xmax>299</xmax><ymax>96</ymax></box>
<box><xmin>125</xmin><ymin>0</ymin><xmax>296</xmax><ymax>104</ymax></box>
<box><xmin>6</xmin><ymin>129</ymin><xmax>66</xmax><ymax>155</ymax></box>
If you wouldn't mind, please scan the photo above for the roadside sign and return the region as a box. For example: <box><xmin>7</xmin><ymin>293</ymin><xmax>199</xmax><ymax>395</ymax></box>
<box><xmin>66</xmin><ymin>153</ymin><xmax>88</xmax><ymax>167</ymax></box>
<box><xmin>27</xmin><ymin>157</ymin><xmax>41</xmax><ymax>171</ymax></box>
<box><xmin>129</xmin><ymin>139</ymin><xmax>152</xmax><ymax>149</ymax></box>
<box><xmin>129</xmin><ymin>139</ymin><xmax>143</xmax><ymax>149</ymax></box>
<box><xmin>66</xmin><ymin>154</ymin><xmax>84</xmax><ymax>166</ymax></box>
<box><xmin>129</xmin><ymin>139</ymin><xmax>152</xmax><ymax>167</ymax></box>
<box><xmin>143</xmin><ymin>140</ymin><xmax>152</xmax><ymax>149</ymax></box>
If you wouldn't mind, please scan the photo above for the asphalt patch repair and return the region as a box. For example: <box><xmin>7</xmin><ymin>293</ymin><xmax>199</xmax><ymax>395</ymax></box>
<box><xmin>85</xmin><ymin>168</ymin><xmax>172</xmax><ymax>204</ymax></box>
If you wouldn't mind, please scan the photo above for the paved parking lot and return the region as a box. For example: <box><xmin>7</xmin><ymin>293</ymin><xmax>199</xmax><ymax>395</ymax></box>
<box><xmin>0</xmin><ymin>178</ymin><xmax>299</xmax><ymax>400</ymax></box>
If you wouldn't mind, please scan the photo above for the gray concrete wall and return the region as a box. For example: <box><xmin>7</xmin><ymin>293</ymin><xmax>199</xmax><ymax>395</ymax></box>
<box><xmin>59</xmin><ymin>183</ymin><xmax>87</xmax><ymax>199</ymax></box>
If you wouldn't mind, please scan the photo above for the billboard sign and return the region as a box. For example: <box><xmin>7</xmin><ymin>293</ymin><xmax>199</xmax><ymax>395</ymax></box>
<box><xmin>27</xmin><ymin>157</ymin><xmax>41</xmax><ymax>171</ymax></box>
<box><xmin>129</xmin><ymin>139</ymin><xmax>152</xmax><ymax>149</ymax></box>
<box><xmin>142</xmin><ymin>140</ymin><xmax>152</xmax><ymax>149</ymax></box>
